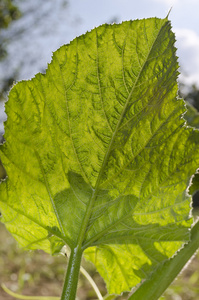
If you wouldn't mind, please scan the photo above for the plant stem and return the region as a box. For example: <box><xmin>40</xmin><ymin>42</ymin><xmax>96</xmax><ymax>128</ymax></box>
<box><xmin>128</xmin><ymin>220</ymin><xmax>199</xmax><ymax>300</ymax></box>
<box><xmin>1</xmin><ymin>284</ymin><xmax>59</xmax><ymax>300</ymax></box>
<box><xmin>80</xmin><ymin>266</ymin><xmax>103</xmax><ymax>300</ymax></box>
<box><xmin>61</xmin><ymin>246</ymin><xmax>83</xmax><ymax>300</ymax></box>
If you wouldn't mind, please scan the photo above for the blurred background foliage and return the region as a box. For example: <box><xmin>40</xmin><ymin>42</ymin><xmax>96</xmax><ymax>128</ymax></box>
<box><xmin>0</xmin><ymin>0</ymin><xmax>20</xmax><ymax>29</ymax></box>
<box><xmin>0</xmin><ymin>0</ymin><xmax>20</xmax><ymax>58</ymax></box>
<box><xmin>0</xmin><ymin>0</ymin><xmax>20</xmax><ymax>102</ymax></box>
<box><xmin>0</xmin><ymin>1</ymin><xmax>199</xmax><ymax>300</ymax></box>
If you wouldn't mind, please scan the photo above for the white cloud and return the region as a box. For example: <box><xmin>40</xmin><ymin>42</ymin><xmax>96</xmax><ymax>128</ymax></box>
<box><xmin>174</xmin><ymin>28</ymin><xmax>199</xmax><ymax>87</ymax></box>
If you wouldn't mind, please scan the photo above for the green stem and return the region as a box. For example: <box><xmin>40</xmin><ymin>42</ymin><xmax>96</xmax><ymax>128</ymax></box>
<box><xmin>128</xmin><ymin>220</ymin><xmax>199</xmax><ymax>300</ymax></box>
<box><xmin>80</xmin><ymin>266</ymin><xmax>103</xmax><ymax>300</ymax></box>
<box><xmin>1</xmin><ymin>284</ymin><xmax>59</xmax><ymax>300</ymax></box>
<box><xmin>61</xmin><ymin>246</ymin><xmax>83</xmax><ymax>300</ymax></box>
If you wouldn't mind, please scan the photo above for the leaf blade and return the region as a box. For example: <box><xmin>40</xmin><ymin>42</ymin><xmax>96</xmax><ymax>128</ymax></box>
<box><xmin>1</xmin><ymin>17</ymin><xmax>199</xmax><ymax>295</ymax></box>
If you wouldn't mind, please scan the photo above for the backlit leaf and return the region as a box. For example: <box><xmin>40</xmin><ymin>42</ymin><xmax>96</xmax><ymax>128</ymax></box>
<box><xmin>1</xmin><ymin>17</ymin><xmax>199</xmax><ymax>294</ymax></box>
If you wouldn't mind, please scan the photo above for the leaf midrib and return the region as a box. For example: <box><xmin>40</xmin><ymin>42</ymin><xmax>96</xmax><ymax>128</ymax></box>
<box><xmin>100</xmin><ymin>103</ymin><xmax>183</xmax><ymax>189</ymax></box>
<box><xmin>77</xmin><ymin>19</ymin><xmax>168</xmax><ymax>249</ymax></box>
<box><xmin>83</xmin><ymin>130</ymin><xmax>191</xmax><ymax>248</ymax></box>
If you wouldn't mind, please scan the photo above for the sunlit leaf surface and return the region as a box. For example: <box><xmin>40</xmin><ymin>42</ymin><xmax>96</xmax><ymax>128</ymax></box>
<box><xmin>1</xmin><ymin>17</ymin><xmax>199</xmax><ymax>294</ymax></box>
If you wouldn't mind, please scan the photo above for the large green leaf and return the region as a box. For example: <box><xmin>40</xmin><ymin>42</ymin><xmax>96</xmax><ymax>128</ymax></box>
<box><xmin>1</xmin><ymin>17</ymin><xmax>199</xmax><ymax>294</ymax></box>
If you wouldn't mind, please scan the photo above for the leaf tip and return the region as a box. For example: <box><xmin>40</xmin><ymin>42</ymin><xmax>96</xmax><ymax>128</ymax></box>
<box><xmin>166</xmin><ymin>7</ymin><xmax>172</xmax><ymax>19</ymax></box>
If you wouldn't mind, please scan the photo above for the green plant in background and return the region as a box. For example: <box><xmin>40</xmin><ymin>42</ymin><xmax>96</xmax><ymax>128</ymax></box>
<box><xmin>0</xmin><ymin>0</ymin><xmax>20</xmax><ymax>28</ymax></box>
<box><xmin>0</xmin><ymin>0</ymin><xmax>21</xmax><ymax>104</ymax></box>
<box><xmin>0</xmin><ymin>0</ymin><xmax>21</xmax><ymax>59</ymax></box>
<box><xmin>0</xmin><ymin>16</ymin><xmax>199</xmax><ymax>300</ymax></box>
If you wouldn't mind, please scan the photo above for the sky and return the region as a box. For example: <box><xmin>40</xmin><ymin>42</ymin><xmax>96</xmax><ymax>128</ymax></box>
<box><xmin>0</xmin><ymin>0</ymin><xmax>199</xmax><ymax>132</ymax></box>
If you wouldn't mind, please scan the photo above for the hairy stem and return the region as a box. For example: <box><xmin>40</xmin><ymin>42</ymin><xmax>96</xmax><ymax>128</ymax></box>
<box><xmin>61</xmin><ymin>246</ymin><xmax>83</xmax><ymax>300</ymax></box>
<box><xmin>128</xmin><ymin>220</ymin><xmax>199</xmax><ymax>300</ymax></box>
